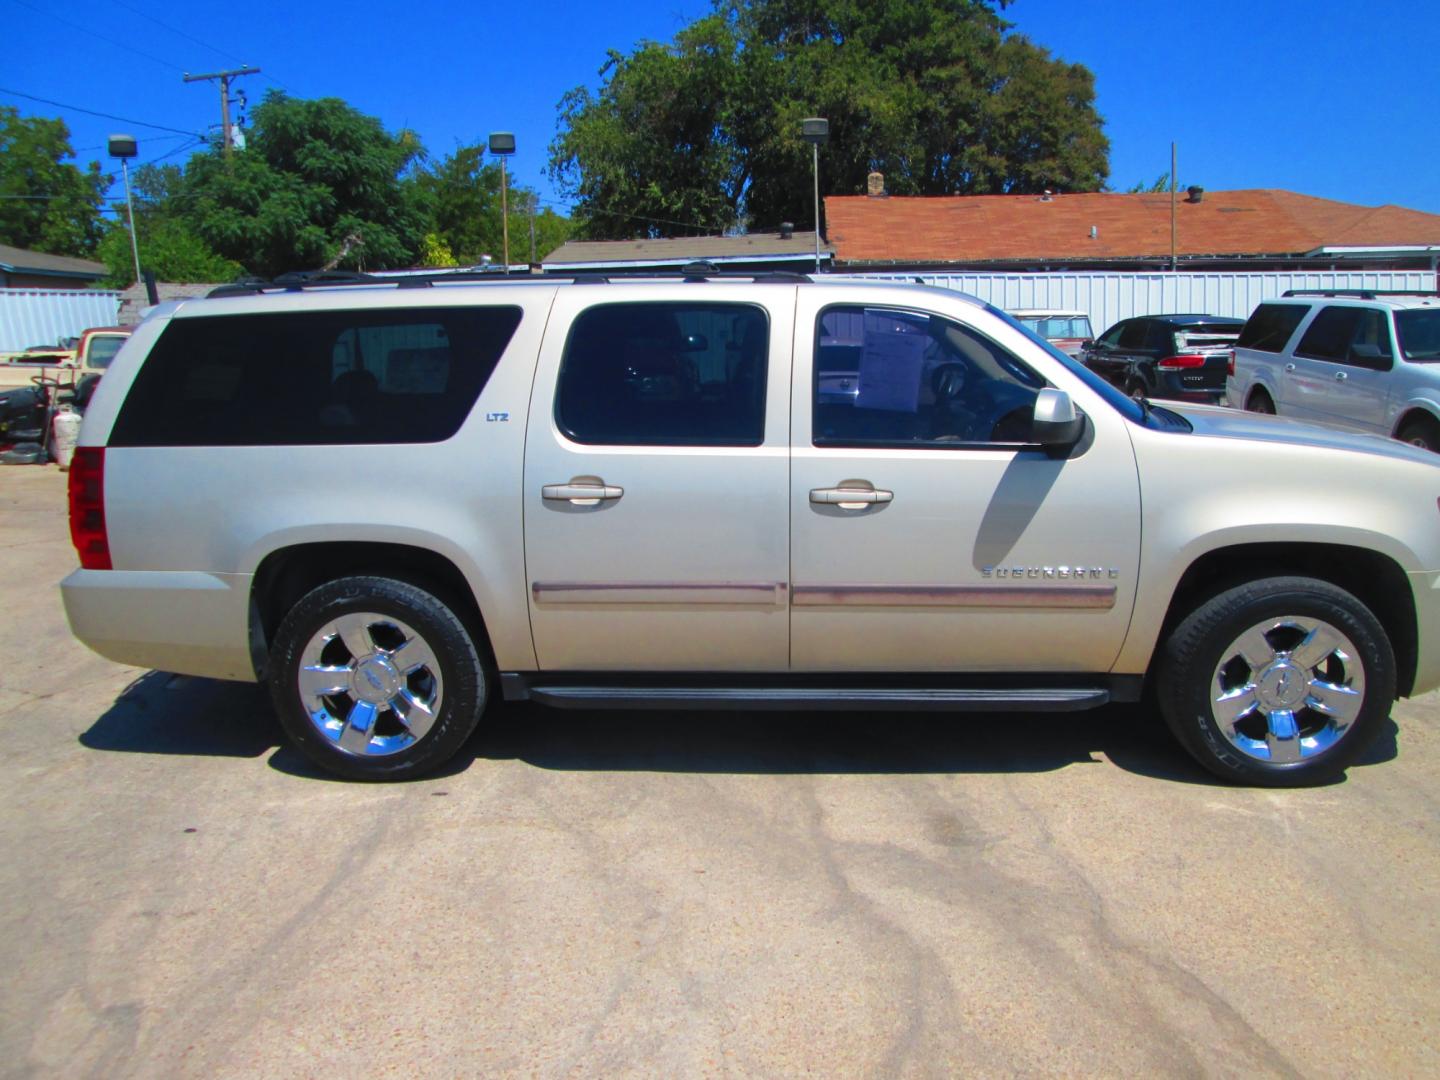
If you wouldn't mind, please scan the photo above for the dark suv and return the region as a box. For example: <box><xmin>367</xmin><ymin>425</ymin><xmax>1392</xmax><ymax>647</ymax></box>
<box><xmin>1084</xmin><ymin>315</ymin><xmax>1244</xmax><ymax>404</ymax></box>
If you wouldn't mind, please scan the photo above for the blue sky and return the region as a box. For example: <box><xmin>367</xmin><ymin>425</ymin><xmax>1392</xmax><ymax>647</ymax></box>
<box><xmin>4</xmin><ymin>0</ymin><xmax>1439</xmax><ymax>222</ymax></box>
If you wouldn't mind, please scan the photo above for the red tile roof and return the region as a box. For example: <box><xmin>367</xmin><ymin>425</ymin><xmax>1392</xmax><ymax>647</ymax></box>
<box><xmin>824</xmin><ymin>189</ymin><xmax>1440</xmax><ymax>264</ymax></box>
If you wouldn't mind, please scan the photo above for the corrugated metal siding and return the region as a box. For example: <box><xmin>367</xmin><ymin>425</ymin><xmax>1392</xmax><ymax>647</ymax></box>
<box><xmin>0</xmin><ymin>289</ymin><xmax>123</xmax><ymax>352</ymax></box>
<box><xmin>832</xmin><ymin>271</ymin><xmax>1436</xmax><ymax>334</ymax></box>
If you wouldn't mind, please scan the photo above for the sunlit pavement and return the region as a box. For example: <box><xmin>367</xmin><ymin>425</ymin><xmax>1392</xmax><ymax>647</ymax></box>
<box><xmin>3</xmin><ymin>464</ymin><xmax>1438</xmax><ymax>1076</ymax></box>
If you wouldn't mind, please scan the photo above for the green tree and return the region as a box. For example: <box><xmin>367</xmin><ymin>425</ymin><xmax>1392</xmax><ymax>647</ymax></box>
<box><xmin>1124</xmin><ymin>172</ymin><xmax>1171</xmax><ymax>194</ymax></box>
<box><xmin>550</xmin><ymin>0</ymin><xmax>1109</xmax><ymax>238</ymax></box>
<box><xmin>96</xmin><ymin>217</ymin><xmax>242</xmax><ymax>286</ymax></box>
<box><xmin>410</xmin><ymin>142</ymin><xmax>572</xmax><ymax>265</ymax></box>
<box><xmin>181</xmin><ymin>93</ymin><xmax>426</xmax><ymax>277</ymax></box>
<box><xmin>0</xmin><ymin>106</ymin><xmax>109</xmax><ymax>256</ymax></box>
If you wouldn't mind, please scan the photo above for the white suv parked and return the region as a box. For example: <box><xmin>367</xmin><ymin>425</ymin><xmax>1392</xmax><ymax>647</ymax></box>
<box><xmin>1227</xmin><ymin>290</ymin><xmax>1440</xmax><ymax>449</ymax></box>
<box><xmin>61</xmin><ymin>270</ymin><xmax>1440</xmax><ymax>786</ymax></box>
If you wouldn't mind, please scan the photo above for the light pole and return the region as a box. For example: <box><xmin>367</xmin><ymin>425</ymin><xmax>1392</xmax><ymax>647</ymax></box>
<box><xmin>801</xmin><ymin>118</ymin><xmax>829</xmax><ymax>273</ymax></box>
<box><xmin>488</xmin><ymin>132</ymin><xmax>516</xmax><ymax>270</ymax></box>
<box><xmin>108</xmin><ymin>134</ymin><xmax>143</xmax><ymax>287</ymax></box>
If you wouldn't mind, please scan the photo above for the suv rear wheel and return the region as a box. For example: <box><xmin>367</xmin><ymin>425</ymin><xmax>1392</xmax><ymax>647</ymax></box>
<box><xmin>1157</xmin><ymin>577</ymin><xmax>1393</xmax><ymax>786</ymax></box>
<box><xmin>1245</xmin><ymin>389</ymin><xmax>1275</xmax><ymax>414</ymax></box>
<box><xmin>268</xmin><ymin>576</ymin><xmax>486</xmax><ymax>780</ymax></box>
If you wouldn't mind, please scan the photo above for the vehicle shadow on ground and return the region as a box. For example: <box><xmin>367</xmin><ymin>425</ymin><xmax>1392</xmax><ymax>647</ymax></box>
<box><xmin>79</xmin><ymin>671</ymin><xmax>281</xmax><ymax>758</ymax></box>
<box><xmin>77</xmin><ymin>672</ymin><xmax>1399</xmax><ymax>787</ymax></box>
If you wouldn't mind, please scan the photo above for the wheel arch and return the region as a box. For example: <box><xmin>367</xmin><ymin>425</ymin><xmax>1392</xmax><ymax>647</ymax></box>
<box><xmin>249</xmin><ymin>541</ymin><xmax>497</xmax><ymax>680</ymax></box>
<box><xmin>1150</xmin><ymin>542</ymin><xmax>1418</xmax><ymax>698</ymax></box>
<box><xmin>1391</xmin><ymin>402</ymin><xmax>1440</xmax><ymax>440</ymax></box>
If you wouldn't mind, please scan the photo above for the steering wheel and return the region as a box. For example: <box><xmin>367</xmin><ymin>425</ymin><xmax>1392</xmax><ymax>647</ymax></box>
<box><xmin>931</xmin><ymin>363</ymin><xmax>966</xmax><ymax>400</ymax></box>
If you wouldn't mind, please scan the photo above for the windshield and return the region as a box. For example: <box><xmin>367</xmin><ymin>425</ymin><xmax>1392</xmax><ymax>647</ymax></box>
<box><xmin>1396</xmin><ymin>309</ymin><xmax>1440</xmax><ymax>362</ymax></box>
<box><xmin>1019</xmin><ymin>316</ymin><xmax>1092</xmax><ymax>339</ymax></box>
<box><xmin>86</xmin><ymin>335</ymin><xmax>126</xmax><ymax>369</ymax></box>
<box><xmin>987</xmin><ymin>305</ymin><xmax>1146</xmax><ymax>424</ymax></box>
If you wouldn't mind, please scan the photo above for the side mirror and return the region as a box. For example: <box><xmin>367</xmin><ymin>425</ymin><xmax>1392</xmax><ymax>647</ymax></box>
<box><xmin>1032</xmin><ymin>388</ymin><xmax>1085</xmax><ymax>456</ymax></box>
<box><xmin>1349</xmin><ymin>342</ymin><xmax>1385</xmax><ymax>366</ymax></box>
<box><xmin>1079</xmin><ymin>339</ymin><xmax>1095</xmax><ymax>350</ymax></box>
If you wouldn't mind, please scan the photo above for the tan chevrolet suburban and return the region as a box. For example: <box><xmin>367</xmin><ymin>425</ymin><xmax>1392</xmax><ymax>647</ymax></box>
<box><xmin>61</xmin><ymin>269</ymin><xmax>1440</xmax><ymax>786</ymax></box>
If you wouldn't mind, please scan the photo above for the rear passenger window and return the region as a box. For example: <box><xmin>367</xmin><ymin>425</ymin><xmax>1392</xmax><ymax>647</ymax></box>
<box><xmin>1237</xmin><ymin>304</ymin><xmax>1308</xmax><ymax>352</ymax></box>
<box><xmin>110</xmin><ymin>306</ymin><xmax>521</xmax><ymax>446</ymax></box>
<box><xmin>1294</xmin><ymin>306</ymin><xmax>1384</xmax><ymax>364</ymax></box>
<box><xmin>1118</xmin><ymin>321</ymin><xmax>1149</xmax><ymax>348</ymax></box>
<box><xmin>556</xmin><ymin>302</ymin><xmax>767</xmax><ymax>446</ymax></box>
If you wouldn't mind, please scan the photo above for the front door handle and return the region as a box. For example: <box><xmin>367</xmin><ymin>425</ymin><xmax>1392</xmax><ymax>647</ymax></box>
<box><xmin>542</xmin><ymin>480</ymin><xmax>624</xmax><ymax>506</ymax></box>
<box><xmin>1284</xmin><ymin>363</ymin><xmax>1297</xmax><ymax>373</ymax></box>
<box><xmin>1335</xmin><ymin>371</ymin><xmax>1348</xmax><ymax>381</ymax></box>
<box><xmin>810</xmin><ymin>485</ymin><xmax>894</xmax><ymax>509</ymax></box>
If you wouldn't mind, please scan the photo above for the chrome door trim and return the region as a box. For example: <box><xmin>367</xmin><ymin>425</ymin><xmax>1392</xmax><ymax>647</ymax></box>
<box><xmin>791</xmin><ymin>583</ymin><xmax>1117</xmax><ymax>609</ymax></box>
<box><xmin>532</xmin><ymin>581</ymin><xmax>788</xmax><ymax>605</ymax></box>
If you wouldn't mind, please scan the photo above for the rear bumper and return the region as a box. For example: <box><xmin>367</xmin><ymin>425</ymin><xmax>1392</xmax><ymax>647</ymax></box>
<box><xmin>61</xmin><ymin>568</ymin><xmax>258</xmax><ymax>682</ymax></box>
<box><xmin>1154</xmin><ymin>370</ymin><xmax>1225</xmax><ymax>403</ymax></box>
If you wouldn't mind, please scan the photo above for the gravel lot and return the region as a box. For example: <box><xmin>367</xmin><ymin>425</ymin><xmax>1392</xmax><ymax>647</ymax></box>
<box><xmin>2</xmin><ymin>463</ymin><xmax>1439</xmax><ymax>1077</ymax></box>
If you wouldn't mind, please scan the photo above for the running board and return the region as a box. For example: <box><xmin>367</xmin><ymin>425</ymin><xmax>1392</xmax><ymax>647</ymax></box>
<box><xmin>518</xmin><ymin>685</ymin><xmax>1111</xmax><ymax>712</ymax></box>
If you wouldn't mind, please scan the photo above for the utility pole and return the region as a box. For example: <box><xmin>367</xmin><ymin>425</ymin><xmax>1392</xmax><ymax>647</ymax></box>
<box><xmin>183</xmin><ymin>66</ymin><xmax>261</xmax><ymax>161</ymax></box>
<box><xmin>1170</xmin><ymin>141</ymin><xmax>1178</xmax><ymax>272</ymax></box>
<box><xmin>528</xmin><ymin>191</ymin><xmax>537</xmax><ymax>265</ymax></box>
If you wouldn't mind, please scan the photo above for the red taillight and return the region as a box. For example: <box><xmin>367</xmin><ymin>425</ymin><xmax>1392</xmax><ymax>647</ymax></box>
<box><xmin>68</xmin><ymin>447</ymin><xmax>111</xmax><ymax>570</ymax></box>
<box><xmin>1157</xmin><ymin>354</ymin><xmax>1207</xmax><ymax>370</ymax></box>
<box><xmin>1227</xmin><ymin>351</ymin><xmax>1236</xmax><ymax>377</ymax></box>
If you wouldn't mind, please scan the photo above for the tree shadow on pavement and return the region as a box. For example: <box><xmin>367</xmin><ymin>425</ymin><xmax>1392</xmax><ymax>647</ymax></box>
<box><xmin>77</xmin><ymin>672</ymin><xmax>1399</xmax><ymax>787</ymax></box>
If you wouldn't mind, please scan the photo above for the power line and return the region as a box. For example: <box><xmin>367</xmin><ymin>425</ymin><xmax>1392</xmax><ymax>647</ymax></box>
<box><xmin>5</xmin><ymin>0</ymin><xmax>184</xmax><ymax>73</ymax></box>
<box><xmin>0</xmin><ymin>87</ymin><xmax>204</xmax><ymax>138</ymax></box>
<box><xmin>105</xmin><ymin>0</ymin><xmax>291</xmax><ymax>93</ymax></box>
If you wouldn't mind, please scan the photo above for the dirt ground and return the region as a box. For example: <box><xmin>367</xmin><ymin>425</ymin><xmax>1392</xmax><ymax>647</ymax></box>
<box><xmin>2</xmin><ymin>463</ymin><xmax>1438</xmax><ymax>1077</ymax></box>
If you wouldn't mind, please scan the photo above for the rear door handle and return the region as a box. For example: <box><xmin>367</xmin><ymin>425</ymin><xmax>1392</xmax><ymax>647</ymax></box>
<box><xmin>810</xmin><ymin>486</ymin><xmax>894</xmax><ymax>508</ymax></box>
<box><xmin>1284</xmin><ymin>363</ymin><xmax>1297</xmax><ymax>373</ymax></box>
<box><xmin>542</xmin><ymin>481</ymin><xmax>624</xmax><ymax>506</ymax></box>
<box><xmin>1335</xmin><ymin>371</ymin><xmax>1348</xmax><ymax>381</ymax></box>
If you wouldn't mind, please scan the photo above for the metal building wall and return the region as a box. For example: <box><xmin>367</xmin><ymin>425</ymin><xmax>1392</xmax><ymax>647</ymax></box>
<box><xmin>834</xmin><ymin>270</ymin><xmax>1436</xmax><ymax>333</ymax></box>
<box><xmin>0</xmin><ymin>289</ymin><xmax>123</xmax><ymax>352</ymax></box>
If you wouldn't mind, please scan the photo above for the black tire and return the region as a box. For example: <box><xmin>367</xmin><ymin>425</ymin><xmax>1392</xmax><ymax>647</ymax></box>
<box><xmin>1245</xmin><ymin>389</ymin><xmax>1275</xmax><ymax>414</ymax></box>
<box><xmin>1395</xmin><ymin>415</ymin><xmax>1440</xmax><ymax>453</ymax></box>
<box><xmin>268</xmin><ymin>576</ymin><xmax>486</xmax><ymax>780</ymax></box>
<box><xmin>1156</xmin><ymin>576</ymin><xmax>1394</xmax><ymax>787</ymax></box>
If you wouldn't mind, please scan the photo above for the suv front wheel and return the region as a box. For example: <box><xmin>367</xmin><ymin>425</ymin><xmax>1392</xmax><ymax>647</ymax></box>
<box><xmin>268</xmin><ymin>576</ymin><xmax>487</xmax><ymax>780</ymax></box>
<box><xmin>1157</xmin><ymin>577</ymin><xmax>1394</xmax><ymax>786</ymax></box>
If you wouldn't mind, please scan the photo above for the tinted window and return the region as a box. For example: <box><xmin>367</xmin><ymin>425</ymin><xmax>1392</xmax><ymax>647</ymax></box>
<box><xmin>110</xmin><ymin>306</ymin><xmax>520</xmax><ymax>447</ymax></box>
<box><xmin>1118</xmin><ymin>321</ymin><xmax>1150</xmax><ymax>349</ymax></box>
<box><xmin>814</xmin><ymin>306</ymin><xmax>1045</xmax><ymax>448</ymax></box>
<box><xmin>1397</xmin><ymin>309</ymin><xmax>1440</xmax><ymax>362</ymax></box>
<box><xmin>1293</xmin><ymin>306</ymin><xmax>1392</xmax><ymax>368</ymax></box>
<box><xmin>1295</xmin><ymin>307</ymin><xmax>1360</xmax><ymax>361</ymax></box>
<box><xmin>1237</xmin><ymin>304</ymin><xmax>1308</xmax><ymax>352</ymax></box>
<box><xmin>556</xmin><ymin>302</ymin><xmax>767</xmax><ymax>446</ymax></box>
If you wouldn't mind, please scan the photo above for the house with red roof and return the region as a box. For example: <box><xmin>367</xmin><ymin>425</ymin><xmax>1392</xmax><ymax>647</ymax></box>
<box><xmin>823</xmin><ymin>186</ymin><xmax>1440</xmax><ymax>273</ymax></box>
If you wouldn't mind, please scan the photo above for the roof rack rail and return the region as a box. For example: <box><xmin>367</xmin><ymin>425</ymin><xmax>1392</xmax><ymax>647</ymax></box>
<box><xmin>1281</xmin><ymin>288</ymin><xmax>1440</xmax><ymax>300</ymax></box>
<box><xmin>204</xmin><ymin>264</ymin><xmax>812</xmax><ymax>298</ymax></box>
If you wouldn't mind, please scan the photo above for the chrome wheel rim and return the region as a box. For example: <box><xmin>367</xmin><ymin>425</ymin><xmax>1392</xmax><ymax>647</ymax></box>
<box><xmin>297</xmin><ymin>612</ymin><xmax>444</xmax><ymax>756</ymax></box>
<box><xmin>1210</xmin><ymin>616</ymin><xmax>1364</xmax><ymax>764</ymax></box>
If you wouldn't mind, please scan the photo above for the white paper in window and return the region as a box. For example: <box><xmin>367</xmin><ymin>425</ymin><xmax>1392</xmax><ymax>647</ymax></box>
<box><xmin>856</xmin><ymin>311</ymin><xmax>927</xmax><ymax>412</ymax></box>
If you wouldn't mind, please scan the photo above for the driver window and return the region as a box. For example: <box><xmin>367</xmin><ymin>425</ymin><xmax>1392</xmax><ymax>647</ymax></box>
<box><xmin>813</xmin><ymin>306</ymin><xmax>1045</xmax><ymax>448</ymax></box>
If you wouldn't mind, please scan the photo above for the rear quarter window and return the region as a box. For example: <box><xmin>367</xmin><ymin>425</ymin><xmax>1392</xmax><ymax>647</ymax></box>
<box><xmin>1236</xmin><ymin>304</ymin><xmax>1308</xmax><ymax>353</ymax></box>
<box><xmin>109</xmin><ymin>306</ymin><xmax>521</xmax><ymax>447</ymax></box>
